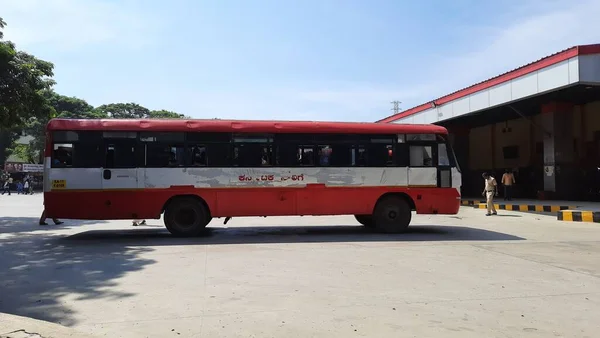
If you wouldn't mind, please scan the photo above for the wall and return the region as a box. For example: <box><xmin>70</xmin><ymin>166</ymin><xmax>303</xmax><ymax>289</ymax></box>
<box><xmin>468</xmin><ymin>118</ymin><xmax>532</xmax><ymax>170</ymax></box>
<box><xmin>583</xmin><ymin>101</ymin><xmax>600</xmax><ymax>142</ymax></box>
<box><xmin>466</xmin><ymin>100</ymin><xmax>600</xmax><ymax>172</ymax></box>
<box><xmin>493</xmin><ymin>118</ymin><xmax>531</xmax><ymax>169</ymax></box>
<box><xmin>468</xmin><ymin>125</ymin><xmax>492</xmax><ymax>169</ymax></box>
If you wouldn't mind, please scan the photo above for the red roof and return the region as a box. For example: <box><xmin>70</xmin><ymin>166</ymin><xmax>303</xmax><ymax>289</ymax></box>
<box><xmin>47</xmin><ymin>118</ymin><xmax>448</xmax><ymax>135</ymax></box>
<box><xmin>378</xmin><ymin>44</ymin><xmax>600</xmax><ymax>123</ymax></box>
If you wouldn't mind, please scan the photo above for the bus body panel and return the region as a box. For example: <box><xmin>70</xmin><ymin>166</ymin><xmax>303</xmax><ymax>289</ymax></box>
<box><xmin>44</xmin><ymin>186</ymin><xmax>460</xmax><ymax>220</ymax></box>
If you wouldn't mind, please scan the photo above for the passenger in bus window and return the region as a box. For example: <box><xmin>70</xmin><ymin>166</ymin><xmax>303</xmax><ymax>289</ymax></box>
<box><xmin>319</xmin><ymin>146</ymin><xmax>331</xmax><ymax>166</ymax></box>
<box><xmin>261</xmin><ymin>147</ymin><xmax>270</xmax><ymax>166</ymax></box>
<box><xmin>190</xmin><ymin>146</ymin><xmax>206</xmax><ymax>166</ymax></box>
<box><xmin>357</xmin><ymin>149</ymin><xmax>366</xmax><ymax>166</ymax></box>
<box><xmin>168</xmin><ymin>151</ymin><xmax>178</xmax><ymax>167</ymax></box>
<box><xmin>53</xmin><ymin>146</ymin><xmax>72</xmax><ymax>166</ymax></box>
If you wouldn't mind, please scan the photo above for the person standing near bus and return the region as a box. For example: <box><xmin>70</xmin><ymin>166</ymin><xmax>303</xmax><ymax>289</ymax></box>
<box><xmin>501</xmin><ymin>169</ymin><xmax>515</xmax><ymax>201</ymax></box>
<box><xmin>132</xmin><ymin>219</ymin><xmax>146</xmax><ymax>226</ymax></box>
<box><xmin>39</xmin><ymin>209</ymin><xmax>63</xmax><ymax>226</ymax></box>
<box><xmin>23</xmin><ymin>180</ymin><xmax>30</xmax><ymax>195</ymax></box>
<box><xmin>1</xmin><ymin>180</ymin><xmax>10</xmax><ymax>195</ymax></box>
<box><xmin>482</xmin><ymin>172</ymin><xmax>498</xmax><ymax>216</ymax></box>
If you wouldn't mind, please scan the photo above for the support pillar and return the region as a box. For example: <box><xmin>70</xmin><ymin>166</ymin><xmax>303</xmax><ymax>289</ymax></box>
<box><xmin>541</xmin><ymin>102</ymin><xmax>575</xmax><ymax>199</ymax></box>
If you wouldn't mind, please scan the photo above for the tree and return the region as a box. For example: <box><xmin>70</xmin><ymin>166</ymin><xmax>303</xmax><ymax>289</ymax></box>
<box><xmin>45</xmin><ymin>91</ymin><xmax>103</xmax><ymax>119</ymax></box>
<box><xmin>148</xmin><ymin>110</ymin><xmax>186</xmax><ymax>119</ymax></box>
<box><xmin>95</xmin><ymin>103</ymin><xmax>150</xmax><ymax>119</ymax></box>
<box><xmin>95</xmin><ymin>103</ymin><xmax>187</xmax><ymax>119</ymax></box>
<box><xmin>0</xmin><ymin>17</ymin><xmax>55</xmax><ymax>129</ymax></box>
<box><xmin>0</xmin><ymin>128</ymin><xmax>18</xmax><ymax>164</ymax></box>
<box><xmin>0</xmin><ymin>17</ymin><xmax>5</xmax><ymax>39</ymax></box>
<box><xmin>8</xmin><ymin>142</ymin><xmax>37</xmax><ymax>163</ymax></box>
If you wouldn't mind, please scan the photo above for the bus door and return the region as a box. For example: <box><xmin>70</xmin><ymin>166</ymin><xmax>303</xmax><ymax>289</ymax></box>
<box><xmin>407</xmin><ymin>134</ymin><xmax>438</xmax><ymax>187</ymax></box>
<box><xmin>436</xmin><ymin>141</ymin><xmax>453</xmax><ymax>188</ymax></box>
<box><xmin>102</xmin><ymin>133</ymin><xmax>138</xmax><ymax>190</ymax></box>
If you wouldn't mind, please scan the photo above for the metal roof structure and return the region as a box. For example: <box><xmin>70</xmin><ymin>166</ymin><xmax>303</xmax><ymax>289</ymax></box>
<box><xmin>378</xmin><ymin>44</ymin><xmax>600</xmax><ymax>124</ymax></box>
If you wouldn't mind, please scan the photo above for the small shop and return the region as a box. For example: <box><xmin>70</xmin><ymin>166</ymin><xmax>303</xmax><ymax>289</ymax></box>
<box><xmin>2</xmin><ymin>162</ymin><xmax>44</xmax><ymax>191</ymax></box>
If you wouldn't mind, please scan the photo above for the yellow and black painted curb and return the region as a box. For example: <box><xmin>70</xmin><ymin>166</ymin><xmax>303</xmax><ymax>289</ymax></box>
<box><xmin>475</xmin><ymin>203</ymin><xmax>577</xmax><ymax>213</ymax></box>
<box><xmin>460</xmin><ymin>200</ymin><xmax>485</xmax><ymax>206</ymax></box>
<box><xmin>557</xmin><ymin>210</ymin><xmax>600</xmax><ymax>223</ymax></box>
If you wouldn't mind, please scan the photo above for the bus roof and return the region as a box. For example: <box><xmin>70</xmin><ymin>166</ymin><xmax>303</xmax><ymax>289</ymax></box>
<box><xmin>47</xmin><ymin>118</ymin><xmax>448</xmax><ymax>135</ymax></box>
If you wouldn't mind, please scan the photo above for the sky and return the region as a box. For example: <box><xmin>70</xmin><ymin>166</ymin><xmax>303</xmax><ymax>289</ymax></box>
<box><xmin>1</xmin><ymin>0</ymin><xmax>599</xmax><ymax>122</ymax></box>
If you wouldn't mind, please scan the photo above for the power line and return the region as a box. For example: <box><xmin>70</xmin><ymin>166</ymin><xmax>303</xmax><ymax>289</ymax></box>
<box><xmin>390</xmin><ymin>101</ymin><xmax>402</xmax><ymax>114</ymax></box>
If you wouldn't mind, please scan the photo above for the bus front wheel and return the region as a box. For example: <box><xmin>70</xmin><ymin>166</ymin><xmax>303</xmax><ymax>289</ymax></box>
<box><xmin>373</xmin><ymin>196</ymin><xmax>411</xmax><ymax>233</ymax></box>
<box><xmin>164</xmin><ymin>197</ymin><xmax>210</xmax><ymax>237</ymax></box>
<box><xmin>354</xmin><ymin>215</ymin><xmax>375</xmax><ymax>228</ymax></box>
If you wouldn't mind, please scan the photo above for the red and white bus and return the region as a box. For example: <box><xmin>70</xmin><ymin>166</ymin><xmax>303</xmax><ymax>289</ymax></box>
<box><xmin>43</xmin><ymin>119</ymin><xmax>461</xmax><ymax>236</ymax></box>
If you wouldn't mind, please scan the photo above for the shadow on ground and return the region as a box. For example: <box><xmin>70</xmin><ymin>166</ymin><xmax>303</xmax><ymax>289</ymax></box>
<box><xmin>0</xmin><ymin>219</ymin><xmax>524</xmax><ymax>327</ymax></box>
<box><xmin>0</xmin><ymin>218</ymin><xmax>155</xmax><ymax>327</ymax></box>
<box><xmin>64</xmin><ymin>224</ymin><xmax>525</xmax><ymax>246</ymax></box>
<box><xmin>0</xmin><ymin>217</ymin><xmax>107</xmax><ymax>234</ymax></box>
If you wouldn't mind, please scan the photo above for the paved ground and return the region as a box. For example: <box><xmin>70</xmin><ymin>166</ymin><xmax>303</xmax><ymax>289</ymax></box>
<box><xmin>1</xmin><ymin>194</ymin><xmax>600</xmax><ymax>338</ymax></box>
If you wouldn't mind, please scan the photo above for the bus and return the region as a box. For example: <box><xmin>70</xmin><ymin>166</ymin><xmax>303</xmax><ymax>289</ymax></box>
<box><xmin>44</xmin><ymin>119</ymin><xmax>461</xmax><ymax>236</ymax></box>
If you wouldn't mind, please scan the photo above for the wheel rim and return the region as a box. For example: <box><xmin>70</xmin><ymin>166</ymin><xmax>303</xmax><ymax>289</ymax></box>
<box><xmin>384</xmin><ymin>206</ymin><xmax>400</xmax><ymax>221</ymax></box>
<box><xmin>174</xmin><ymin>208</ymin><xmax>199</xmax><ymax>229</ymax></box>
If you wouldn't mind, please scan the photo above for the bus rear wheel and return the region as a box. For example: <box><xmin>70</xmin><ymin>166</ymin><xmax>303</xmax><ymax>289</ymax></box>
<box><xmin>354</xmin><ymin>215</ymin><xmax>375</xmax><ymax>228</ymax></box>
<box><xmin>373</xmin><ymin>196</ymin><xmax>411</xmax><ymax>233</ymax></box>
<box><xmin>164</xmin><ymin>197</ymin><xmax>210</xmax><ymax>237</ymax></box>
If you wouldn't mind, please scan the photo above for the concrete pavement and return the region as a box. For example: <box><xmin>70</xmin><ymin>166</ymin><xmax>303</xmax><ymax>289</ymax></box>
<box><xmin>1</xmin><ymin>194</ymin><xmax>600</xmax><ymax>337</ymax></box>
<box><xmin>0</xmin><ymin>313</ymin><xmax>97</xmax><ymax>338</ymax></box>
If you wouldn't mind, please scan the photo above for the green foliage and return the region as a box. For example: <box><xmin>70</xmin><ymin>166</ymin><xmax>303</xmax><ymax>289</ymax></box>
<box><xmin>96</xmin><ymin>103</ymin><xmax>150</xmax><ymax>119</ymax></box>
<box><xmin>0</xmin><ymin>18</ymin><xmax>55</xmax><ymax>129</ymax></box>
<box><xmin>148</xmin><ymin>110</ymin><xmax>186</xmax><ymax>119</ymax></box>
<box><xmin>0</xmin><ymin>17</ymin><xmax>187</xmax><ymax>166</ymax></box>
<box><xmin>0</xmin><ymin>17</ymin><xmax>5</xmax><ymax>39</ymax></box>
<box><xmin>20</xmin><ymin>117</ymin><xmax>48</xmax><ymax>164</ymax></box>
<box><xmin>8</xmin><ymin>142</ymin><xmax>36</xmax><ymax>163</ymax></box>
<box><xmin>45</xmin><ymin>91</ymin><xmax>102</xmax><ymax>119</ymax></box>
<box><xmin>95</xmin><ymin>103</ymin><xmax>187</xmax><ymax>119</ymax></box>
<box><xmin>0</xmin><ymin>128</ymin><xmax>18</xmax><ymax>164</ymax></box>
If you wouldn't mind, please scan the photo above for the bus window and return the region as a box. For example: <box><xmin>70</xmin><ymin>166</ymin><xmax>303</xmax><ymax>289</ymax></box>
<box><xmin>206</xmin><ymin>143</ymin><xmax>231</xmax><ymax>166</ymax></box>
<box><xmin>233</xmin><ymin>134</ymin><xmax>273</xmax><ymax>167</ymax></box>
<box><xmin>141</xmin><ymin>132</ymin><xmax>185</xmax><ymax>167</ymax></box>
<box><xmin>438</xmin><ymin>143</ymin><xmax>450</xmax><ymax>166</ymax></box>
<box><xmin>52</xmin><ymin>144</ymin><xmax>73</xmax><ymax>167</ymax></box>
<box><xmin>367</xmin><ymin>143</ymin><xmax>394</xmax><ymax>167</ymax></box>
<box><xmin>351</xmin><ymin>146</ymin><xmax>367</xmax><ymax>166</ymax></box>
<box><xmin>72</xmin><ymin>143</ymin><xmax>102</xmax><ymax>167</ymax></box>
<box><xmin>189</xmin><ymin>145</ymin><xmax>207</xmax><ymax>166</ymax></box>
<box><xmin>261</xmin><ymin>146</ymin><xmax>272</xmax><ymax>166</ymax></box>
<box><xmin>297</xmin><ymin>146</ymin><xmax>314</xmax><ymax>166</ymax></box>
<box><xmin>233</xmin><ymin>144</ymin><xmax>269</xmax><ymax>167</ymax></box>
<box><xmin>318</xmin><ymin>145</ymin><xmax>332</xmax><ymax>166</ymax></box>
<box><xmin>105</xmin><ymin>143</ymin><xmax>136</xmax><ymax>168</ymax></box>
<box><xmin>409</xmin><ymin>145</ymin><xmax>433</xmax><ymax>167</ymax></box>
<box><xmin>146</xmin><ymin>144</ymin><xmax>185</xmax><ymax>167</ymax></box>
<box><xmin>275</xmin><ymin>143</ymin><xmax>297</xmax><ymax>166</ymax></box>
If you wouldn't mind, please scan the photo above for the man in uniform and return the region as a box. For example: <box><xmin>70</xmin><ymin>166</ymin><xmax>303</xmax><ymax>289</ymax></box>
<box><xmin>482</xmin><ymin>172</ymin><xmax>498</xmax><ymax>216</ymax></box>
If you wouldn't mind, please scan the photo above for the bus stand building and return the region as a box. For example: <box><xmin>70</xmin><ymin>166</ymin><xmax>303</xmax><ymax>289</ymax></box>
<box><xmin>378</xmin><ymin>44</ymin><xmax>600</xmax><ymax>201</ymax></box>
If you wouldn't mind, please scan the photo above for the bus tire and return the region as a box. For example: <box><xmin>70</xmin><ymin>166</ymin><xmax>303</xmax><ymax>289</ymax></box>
<box><xmin>164</xmin><ymin>197</ymin><xmax>209</xmax><ymax>237</ymax></box>
<box><xmin>373</xmin><ymin>195</ymin><xmax>411</xmax><ymax>233</ymax></box>
<box><xmin>354</xmin><ymin>215</ymin><xmax>375</xmax><ymax>228</ymax></box>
